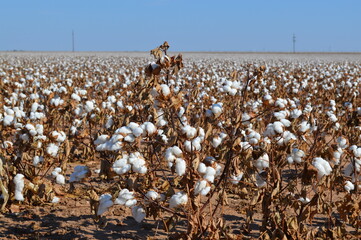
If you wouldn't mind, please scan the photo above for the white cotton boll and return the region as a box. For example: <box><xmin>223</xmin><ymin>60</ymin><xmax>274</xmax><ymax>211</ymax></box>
<box><xmin>71</xmin><ymin>93</ymin><xmax>81</xmax><ymax>102</ymax></box>
<box><xmin>3</xmin><ymin>115</ymin><xmax>14</xmax><ymax>126</ymax></box>
<box><xmin>337</xmin><ymin>137</ymin><xmax>348</xmax><ymax>149</ymax></box>
<box><xmin>113</xmin><ymin>158</ymin><xmax>132</xmax><ymax>175</ymax></box>
<box><xmin>145</xmin><ymin>190</ymin><xmax>160</xmax><ymax>202</ymax></box>
<box><xmin>20</xmin><ymin>133</ymin><xmax>30</xmax><ymax>142</ymax></box>
<box><xmin>132</xmin><ymin>206</ymin><xmax>146</xmax><ymax>223</ymax></box>
<box><xmin>229</xmin><ymin>173</ymin><xmax>244</xmax><ymax>185</ymax></box>
<box><xmin>52</xmin><ymin>167</ymin><xmax>62</xmax><ymax>177</ymax></box>
<box><xmin>36</xmin><ymin>124</ymin><xmax>43</xmax><ymax>135</ymax></box>
<box><xmin>116</xmin><ymin>126</ymin><xmax>133</xmax><ymax>136</ymax></box>
<box><xmin>178</xmin><ymin>107</ymin><xmax>185</xmax><ymax>118</ymax></box>
<box><xmin>33</xmin><ymin>156</ymin><xmax>44</xmax><ymax>166</ymax></box>
<box><xmin>25</xmin><ymin>123</ymin><xmax>35</xmax><ymax>132</ymax></box>
<box><xmin>160</xmin><ymin>84</ymin><xmax>171</xmax><ymax>97</ymax></box>
<box><xmin>115</xmin><ymin>189</ymin><xmax>137</xmax><ymax>207</ymax></box>
<box><xmin>51</xmin><ymin>196</ymin><xmax>60</xmax><ymax>203</ymax></box>
<box><xmin>142</xmin><ymin>122</ymin><xmax>157</xmax><ymax>136</ymax></box>
<box><xmin>290</xmin><ymin>109</ymin><xmax>302</xmax><ymax>119</ymax></box>
<box><xmin>97</xmin><ymin>193</ymin><xmax>114</xmax><ymax>216</ymax></box>
<box><xmin>84</xmin><ymin>101</ymin><xmax>94</xmax><ymax>113</ymax></box>
<box><xmin>211</xmin><ymin>136</ymin><xmax>222</xmax><ymax>148</ymax></box>
<box><xmin>124</xmin><ymin>134</ymin><xmax>136</xmax><ymax>143</ymax></box>
<box><xmin>132</xmin><ymin>159</ymin><xmax>147</xmax><ymax>174</ymax></box>
<box><xmin>299</xmin><ymin>121</ymin><xmax>310</xmax><ymax>133</ymax></box>
<box><xmin>312</xmin><ymin>157</ymin><xmax>332</xmax><ymax>179</ymax></box>
<box><xmin>175</xmin><ymin>158</ymin><xmax>186</xmax><ymax>176</ymax></box>
<box><xmin>194</xmin><ymin>180</ymin><xmax>211</xmax><ymax>196</ymax></box>
<box><xmin>46</xmin><ymin>143</ymin><xmax>59</xmax><ymax>157</ymax></box>
<box><xmin>211</xmin><ymin>103</ymin><xmax>223</xmax><ymax>118</ymax></box>
<box><xmin>298</xmin><ymin>197</ymin><xmax>310</xmax><ymax>204</ymax></box>
<box><xmin>349</xmin><ymin>145</ymin><xmax>361</xmax><ymax>158</ymax></box>
<box><xmin>105</xmin><ymin>117</ymin><xmax>114</xmax><ymax>129</ymax></box>
<box><xmin>204</xmin><ymin>167</ymin><xmax>216</xmax><ymax>183</ymax></box>
<box><xmin>52</xmin><ymin>131</ymin><xmax>66</xmax><ymax>142</ymax></box>
<box><xmin>181</xmin><ymin>125</ymin><xmax>197</xmax><ymax>139</ymax></box>
<box><xmin>13</xmin><ymin>174</ymin><xmax>25</xmax><ymax>201</ymax></box>
<box><xmin>169</xmin><ymin>192</ymin><xmax>188</xmax><ymax>208</ymax></box>
<box><xmin>31</xmin><ymin>102</ymin><xmax>39</xmax><ymax>112</ymax></box>
<box><xmin>69</xmin><ymin>165</ymin><xmax>89</xmax><ymax>182</ymax></box>
<box><xmin>94</xmin><ymin>135</ymin><xmax>109</xmax><ymax>145</ymax></box>
<box><xmin>273</xmin><ymin>121</ymin><xmax>284</xmax><ymax>134</ymax></box>
<box><xmin>344</xmin><ymin>181</ymin><xmax>354</xmax><ymax>193</ymax></box>
<box><xmin>56</xmin><ymin>174</ymin><xmax>65</xmax><ymax>185</ymax></box>
<box><xmin>198</xmin><ymin>163</ymin><xmax>207</xmax><ymax>174</ymax></box>
<box><xmin>288</xmin><ymin>148</ymin><xmax>305</xmax><ymax>164</ymax></box>
<box><xmin>280</xmin><ymin>119</ymin><xmax>291</xmax><ymax>127</ymax></box>
<box><xmin>192</xmin><ymin>137</ymin><xmax>202</xmax><ymax>151</ymax></box>
<box><xmin>255</xmin><ymin>153</ymin><xmax>269</xmax><ymax>170</ymax></box>
<box><xmin>171</xmin><ymin>146</ymin><xmax>183</xmax><ymax>157</ymax></box>
<box><xmin>132</xmin><ymin>127</ymin><xmax>143</xmax><ymax>137</ymax></box>
<box><xmin>6</xmin><ymin>108</ymin><xmax>14</xmax><ymax>115</ymax></box>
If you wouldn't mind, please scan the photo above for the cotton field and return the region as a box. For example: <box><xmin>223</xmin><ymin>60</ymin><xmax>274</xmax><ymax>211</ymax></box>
<box><xmin>0</xmin><ymin>46</ymin><xmax>360</xmax><ymax>239</ymax></box>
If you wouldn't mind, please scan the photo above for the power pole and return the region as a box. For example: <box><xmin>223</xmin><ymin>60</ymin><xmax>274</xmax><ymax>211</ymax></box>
<box><xmin>72</xmin><ymin>30</ymin><xmax>75</xmax><ymax>52</ymax></box>
<box><xmin>293</xmin><ymin>34</ymin><xmax>296</xmax><ymax>53</ymax></box>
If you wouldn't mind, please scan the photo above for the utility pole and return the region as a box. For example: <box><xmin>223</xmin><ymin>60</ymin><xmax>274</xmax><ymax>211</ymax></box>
<box><xmin>293</xmin><ymin>33</ymin><xmax>296</xmax><ymax>53</ymax></box>
<box><xmin>72</xmin><ymin>30</ymin><xmax>75</xmax><ymax>52</ymax></box>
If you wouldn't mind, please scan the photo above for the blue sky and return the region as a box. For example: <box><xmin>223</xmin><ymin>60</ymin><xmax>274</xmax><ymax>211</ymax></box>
<box><xmin>0</xmin><ymin>0</ymin><xmax>360</xmax><ymax>52</ymax></box>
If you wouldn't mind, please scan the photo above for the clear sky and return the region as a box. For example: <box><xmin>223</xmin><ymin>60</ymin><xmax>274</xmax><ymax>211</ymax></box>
<box><xmin>1</xmin><ymin>0</ymin><xmax>360</xmax><ymax>52</ymax></box>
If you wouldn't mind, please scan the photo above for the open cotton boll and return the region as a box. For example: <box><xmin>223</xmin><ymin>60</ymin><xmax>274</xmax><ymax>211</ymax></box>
<box><xmin>94</xmin><ymin>135</ymin><xmax>110</xmax><ymax>145</ymax></box>
<box><xmin>181</xmin><ymin>125</ymin><xmax>197</xmax><ymax>139</ymax></box>
<box><xmin>141</xmin><ymin>122</ymin><xmax>157</xmax><ymax>136</ymax></box>
<box><xmin>290</xmin><ymin>109</ymin><xmax>302</xmax><ymax>119</ymax></box>
<box><xmin>69</xmin><ymin>165</ymin><xmax>90</xmax><ymax>182</ymax></box>
<box><xmin>132</xmin><ymin>206</ymin><xmax>146</xmax><ymax>223</ymax></box>
<box><xmin>46</xmin><ymin>143</ymin><xmax>59</xmax><ymax>157</ymax></box>
<box><xmin>71</xmin><ymin>93</ymin><xmax>81</xmax><ymax>102</ymax></box>
<box><xmin>344</xmin><ymin>181</ymin><xmax>354</xmax><ymax>193</ymax></box>
<box><xmin>33</xmin><ymin>156</ymin><xmax>44</xmax><ymax>166</ymax></box>
<box><xmin>145</xmin><ymin>190</ymin><xmax>160</xmax><ymax>202</ymax></box>
<box><xmin>336</xmin><ymin>137</ymin><xmax>348</xmax><ymax>149</ymax></box>
<box><xmin>160</xmin><ymin>84</ymin><xmax>171</xmax><ymax>97</ymax></box>
<box><xmin>97</xmin><ymin>193</ymin><xmax>114</xmax><ymax>216</ymax></box>
<box><xmin>84</xmin><ymin>100</ymin><xmax>95</xmax><ymax>113</ymax></box>
<box><xmin>13</xmin><ymin>174</ymin><xmax>25</xmax><ymax>201</ymax></box>
<box><xmin>51</xmin><ymin>167</ymin><xmax>62</xmax><ymax>177</ymax></box>
<box><xmin>211</xmin><ymin>136</ymin><xmax>222</xmax><ymax>148</ymax></box>
<box><xmin>171</xmin><ymin>146</ymin><xmax>183</xmax><ymax>157</ymax></box>
<box><xmin>3</xmin><ymin>115</ymin><xmax>14</xmax><ymax>126</ymax></box>
<box><xmin>299</xmin><ymin>121</ymin><xmax>310</xmax><ymax>133</ymax></box>
<box><xmin>169</xmin><ymin>192</ymin><xmax>188</xmax><ymax>208</ymax></box>
<box><xmin>51</xmin><ymin>196</ymin><xmax>60</xmax><ymax>203</ymax></box>
<box><xmin>211</xmin><ymin>103</ymin><xmax>223</xmax><ymax>118</ymax></box>
<box><xmin>229</xmin><ymin>173</ymin><xmax>244</xmax><ymax>185</ymax></box>
<box><xmin>287</xmin><ymin>148</ymin><xmax>305</xmax><ymax>164</ymax></box>
<box><xmin>194</xmin><ymin>180</ymin><xmax>211</xmax><ymax>196</ymax></box>
<box><xmin>113</xmin><ymin>157</ymin><xmax>132</xmax><ymax>175</ymax></box>
<box><xmin>124</xmin><ymin>134</ymin><xmax>136</xmax><ymax>143</ymax></box>
<box><xmin>131</xmin><ymin>158</ymin><xmax>147</xmax><ymax>174</ymax></box>
<box><xmin>332</xmin><ymin>148</ymin><xmax>343</xmax><ymax>165</ymax></box>
<box><xmin>273</xmin><ymin>121</ymin><xmax>284</xmax><ymax>134</ymax></box>
<box><xmin>312</xmin><ymin>157</ymin><xmax>332</xmax><ymax>179</ymax></box>
<box><xmin>204</xmin><ymin>167</ymin><xmax>216</xmax><ymax>183</ymax></box>
<box><xmin>51</xmin><ymin>131</ymin><xmax>66</xmax><ymax>142</ymax></box>
<box><xmin>349</xmin><ymin>145</ymin><xmax>361</xmax><ymax>158</ymax></box>
<box><xmin>131</xmin><ymin>127</ymin><xmax>143</xmax><ymax>137</ymax></box>
<box><xmin>115</xmin><ymin>189</ymin><xmax>137</xmax><ymax>207</ymax></box>
<box><xmin>175</xmin><ymin>158</ymin><xmax>186</xmax><ymax>176</ymax></box>
<box><xmin>255</xmin><ymin>153</ymin><xmax>269</xmax><ymax>170</ymax></box>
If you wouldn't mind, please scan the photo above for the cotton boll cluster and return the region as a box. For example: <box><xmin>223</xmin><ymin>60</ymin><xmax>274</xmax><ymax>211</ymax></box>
<box><xmin>287</xmin><ymin>148</ymin><xmax>305</xmax><ymax>164</ymax></box>
<box><xmin>51</xmin><ymin>131</ymin><xmax>66</xmax><ymax>142</ymax></box>
<box><xmin>164</xmin><ymin>146</ymin><xmax>186</xmax><ymax>176</ymax></box>
<box><xmin>97</xmin><ymin>193</ymin><xmax>114</xmax><ymax>216</ymax></box>
<box><xmin>205</xmin><ymin>103</ymin><xmax>223</xmax><ymax>118</ymax></box>
<box><xmin>13</xmin><ymin>174</ymin><xmax>25</xmax><ymax>201</ymax></box>
<box><xmin>198</xmin><ymin>157</ymin><xmax>222</xmax><ymax>183</ymax></box>
<box><xmin>94</xmin><ymin>134</ymin><xmax>123</xmax><ymax>151</ymax></box>
<box><xmin>169</xmin><ymin>191</ymin><xmax>188</xmax><ymax>208</ymax></box>
<box><xmin>254</xmin><ymin>153</ymin><xmax>269</xmax><ymax>170</ymax></box>
<box><xmin>69</xmin><ymin>165</ymin><xmax>90</xmax><ymax>182</ymax></box>
<box><xmin>46</xmin><ymin>143</ymin><xmax>59</xmax><ymax>157</ymax></box>
<box><xmin>113</xmin><ymin>152</ymin><xmax>147</xmax><ymax>175</ymax></box>
<box><xmin>222</xmin><ymin>80</ymin><xmax>241</xmax><ymax>96</ymax></box>
<box><xmin>312</xmin><ymin>157</ymin><xmax>332</xmax><ymax>179</ymax></box>
<box><xmin>183</xmin><ymin>126</ymin><xmax>205</xmax><ymax>152</ymax></box>
<box><xmin>245</xmin><ymin>128</ymin><xmax>261</xmax><ymax>146</ymax></box>
<box><xmin>50</xmin><ymin>96</ymin><xmax>64</xmax><ymax>107</ymax></box>
<box><xmin>51</xmin><ymin>167</ymin><xmax>66</xmax><ymax>185</ymax></box>
<box><xmin>194</xmin><ymin>180</ymin><xmax>211</xmax><ymax>196</ymax></box>
<box><xmin>115</xmin><ymin>189</ymin><xmax>137</xmax><ymax>207</ymax></box>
